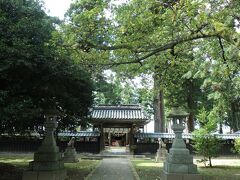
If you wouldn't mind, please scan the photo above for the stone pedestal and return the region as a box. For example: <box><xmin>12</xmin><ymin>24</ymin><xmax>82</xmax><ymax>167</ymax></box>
<box><xmin>162</xmin><ymin>173</ymin><xmax>203</xmax><ymax>180</ymax></box>
<box><xmin>163</xmin><ymin>123</ymin><xmax>197</xmax><ymax>174</ymax></box>
<box><xmin>22</xmin><ymin>170</ymin><xmax>66</xmax><ymax>180</ymax></box>
<box><xmin>162</xmin><ymin>107</ymin><xmax>202</xmax><ymax>180</ymax></box>
<box><xmin>63</xmin><ymin>147</ymin><xmax>79</xmax><ymax>163</ymax></box>
<box><xmin>23</xmin><ymin>116</ymin><xmax>67</xmax><ymax>180</ymax></box>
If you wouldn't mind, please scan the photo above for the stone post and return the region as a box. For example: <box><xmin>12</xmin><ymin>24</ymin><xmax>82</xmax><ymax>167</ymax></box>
<box><xmin>162</xmin><ymin>107</ymin><xmax>202</xmax><ymax>180</ymax></box>
<box><xmin>23</xmin><ymin>112</ymin><xmax>67</xmax><ymax>180</ymax></box>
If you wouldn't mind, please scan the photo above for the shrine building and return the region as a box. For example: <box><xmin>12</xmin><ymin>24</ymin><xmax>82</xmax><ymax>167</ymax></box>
<box><xmin>89</xmin><ymin>104</ymin><xmax>149</xmax><ymax>151</ymax></box>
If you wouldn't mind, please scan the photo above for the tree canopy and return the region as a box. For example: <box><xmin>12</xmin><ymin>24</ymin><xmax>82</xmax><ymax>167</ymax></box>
<box><xmin>0</xmin><ymin>0</ymin><xmax>93</xmax><ymax>134</ymax></box>
<box><xmin>61</xmin><ymin>0</ymin><xmax>240</xmax><ymax>132</ymax></box>
<box><xmin>1</xmin><ymin>0</ymin><xmax>240</xmax><ymax>134</ymax></box>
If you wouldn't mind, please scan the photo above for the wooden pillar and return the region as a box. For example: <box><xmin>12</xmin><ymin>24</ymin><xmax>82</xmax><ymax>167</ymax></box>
<box><xmin>126</xmin><ymin>133</ymin><xmax>129</xmax><ymax>145</ymax></box>
<box><xmin>108</xmin><ymin>132</ymin><xmax>111</xmax><ymax>146</ymax></box>
<box><xmin>100</xmin><ymin>124</ymin><xmax>105</xmax><ymax>151</ymax></box>
<box><xmin>129</xmin><ymin>126</ymin><xmax>134</xmax><ymax>152</ymax></box>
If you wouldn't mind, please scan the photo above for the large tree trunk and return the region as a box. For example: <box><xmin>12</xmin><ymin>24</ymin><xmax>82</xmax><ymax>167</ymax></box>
<box><xmin>186</xmin><ymin>80</ymin><xmax>195</xmax><ymax>133</ymax></box>
<box><xmin>230</xmin><ymin>101</ymin><xmax>240</xmax><ymax>132</ymax></box>
<box><xmin>153</xmin><ymin>71</ymin><xmax>165</xmax><ymax>133</ymax></box>
<box><xmin>209</xmin><ymin>156</ymin><xmax>212</xmax><ymax>167</ymax></box>
<box><xmin>187</xmin><ymin>112</ymin><xmax>194</xmax><ymax>133</ymax></box>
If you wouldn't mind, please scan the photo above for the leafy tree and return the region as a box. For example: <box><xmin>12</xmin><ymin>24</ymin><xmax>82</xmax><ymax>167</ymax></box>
<box><xmin>233</xmin><ymin>138</ymin><xmax>240</xmax><ymax>154</ymax></box>
<box><xmin>62</xmin><ymin>0</ymin><xmax>111</xmax><ymax>69</ymax></box>
<box><xmin>193</xmin><ymin>108</ymin><xmax>222</xmax><ymax>167</ymax></box>
<box><xmin>194</xmin><ymin>134</ymin><xmax>221</xmax><ymax>167</ymax></box>
<box><xmin>93</xmin><ymin>72</ymin><xmax>153</xmax><ymax>113</ymax></box>
<box><xmin>93</xmin><ymin>73</ymin><xmax>123</xmax><ymax>105</ymax></box>
<box><xmin>0</xmin><ymin>0</ymin><xmax>93</xmax><ymax>134</ymax></box>
<box><xmin>62</xmin><ymin>0</ymin><xmax>240</xmax><ymax>132</ymax></box>
<box><xmin>191</xmin><ymin>34</ymin><xmax>240</xmax><ymax>132</ymax></box>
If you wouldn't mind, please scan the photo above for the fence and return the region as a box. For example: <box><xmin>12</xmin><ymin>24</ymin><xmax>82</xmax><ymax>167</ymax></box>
<box><xmin>134</xmin><ymin>139</ymin><xmax>235</xmax><ymax>155</ymax></box>
<box><xmin>0</xmin><ymin>136</ymin><xmax>100</xmax><ymax>154</ymax></box>
<box><xmin>0</xmin><ymin>132</ymin><xmax>238</xmax><ymax>155</ymax></box>
<box><xmin>134</xmin><ymin>132</ymin><xmax>240</xmax><ymax>140</ymax></box>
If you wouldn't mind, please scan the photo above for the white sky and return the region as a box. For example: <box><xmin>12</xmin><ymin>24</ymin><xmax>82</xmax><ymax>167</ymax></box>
<box><xmin>43</xmin><ymin>0</ymin><xmax>128</xmax><ymax>20</ymax></box>
<box><xmin>43</xmin><ymin>0</ymin><xmax>72</xmax><ymax>19</ymax></box>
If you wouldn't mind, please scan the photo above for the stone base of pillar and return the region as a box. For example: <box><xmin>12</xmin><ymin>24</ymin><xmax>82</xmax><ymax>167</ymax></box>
<box><xmin>22</xmin><ymin>117</ymin><xmax>67</xmax><ymax>180</ymax></box>
<box><xmin>162</xmin><ymin>171</ymin><xmax>202</xmax><ymax>180</ymax></box>
<box><xmin>163</xmin><ymin>148</ymin><xmax>198</xmax><ymax>174</ymax></box>
<box><xmin>22</xmin><ymin>169</ymin><xmax>67</xmax><ymax>180</ymax></box>
<box><xmin>163</xmin><ymin>161</ymin><xmax>198</xmax><ymax>174</ymax></box>
<box><xmin>63</xmin><ymin>147</ymin><xmax>79</xmax><ymax>163</ymax></box>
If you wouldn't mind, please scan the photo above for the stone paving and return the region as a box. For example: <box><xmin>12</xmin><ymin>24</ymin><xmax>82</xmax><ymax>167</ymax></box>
<box><xmin>86</xmin><ymin>158</ymin><xmax>136</xmax><ymax>180</ymax></box>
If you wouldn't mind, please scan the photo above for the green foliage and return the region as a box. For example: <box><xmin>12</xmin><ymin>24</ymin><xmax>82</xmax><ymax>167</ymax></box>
<box><xmin>197</xmin><ymin>108</ymin><xmax>219</xmax><ymax>132</ymax></box>
<box><xmin>193</xmin><ymin>108</ymin><xmax>222</xmax><ymax>167</ymax></box>
<box><xmin>94</xmin><ymin>74</ymin><xmax>123</xmax><ymax>105</ymax></box>
<box><xmin>233</xmin><ymin>138</ymin><xmax>240</xmax><ymax>154</ymax></box>
<box><xmin>93</xmin><ymin>73</ymin><xmax>153</xmax><ymax>116</ymax></box>
<box><xmin>2</xmin><ymin>0</ymin><xmax>240</xmax><ymax>135</ymax></box>
<box><xmin>0</xmin><ymin>0</ymin><xmax>93</xmax><ymax>134</ymax></box>
<box><xmin>58</xmin><ymin>0</ymin><xmax>240</xmax><ymax>132</ymax></box>
<box><xmin>193</xmin><ymin>134</ymin><xmax>222</xmax><ymax>167</ymax></box>
<box><xmin>62</xmin><ymin>0</ymin><xmax>111</xmax><ymax>69</ymax></box>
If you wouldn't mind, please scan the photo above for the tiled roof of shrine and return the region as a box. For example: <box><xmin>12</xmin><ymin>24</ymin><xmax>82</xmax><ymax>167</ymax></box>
<box><xmin>90</xmin><ymin>105</ymin><xmax>149</xmax><ymax>121</ymax></box>
<box><xmin>58</xmin><ymin>131</ymin><xmax>100</xmax><ymax>137</ymax></box>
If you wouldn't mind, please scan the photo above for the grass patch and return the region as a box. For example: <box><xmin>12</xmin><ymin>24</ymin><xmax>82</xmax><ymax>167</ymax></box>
<box><xmin>132</xmin><ymin>158</ymin><xmax>240</xmax><ymax>180</ymax></box>
<box><xmin>0</xmin><ymin>154</ymin><xmax>100</xmax><ymax>180</ymax></box>
<box><xmin>198</xmin><ymin>166</ymin><xmax>240</xmax><ymax>180</ymax></box>
<box><xmin>65</xmin><ymin>160</ymin><xmax>100</xmax><ymax>180</ymax></box>
<box><xmin>0</xmin><ymin>154</ymin><xmax>31</xmax><ymax>180</ymax></box>
<box><xmin>132</xmin><ymin>159</ymin><xmax>163</xmax><ymax>180</ymax></box>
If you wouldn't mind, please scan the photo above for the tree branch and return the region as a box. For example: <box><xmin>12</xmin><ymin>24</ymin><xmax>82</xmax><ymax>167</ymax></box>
<box><xmin>137</xmin><ymin>33</ymin><xmax>217</xmax><ymax>61</ymax></box>
<box><xmin>218</xmin><ymin>36</ymin><xmax>233</xmax><ymax>81</ymax></box>
<box><xmin>218</xmin><ymin>36</ymin><xmax>227</xmax><ymax>62</ymax></box>
<box><xmin>75</xmin><ymin>33</ymin><xmax>218</xmax><ymax>67</ymax></box>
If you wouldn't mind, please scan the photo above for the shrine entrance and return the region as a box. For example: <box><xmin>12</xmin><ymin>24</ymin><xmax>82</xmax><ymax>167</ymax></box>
<box><xmin>110</xmin><ymin>133</ymin><xmax>125</xmax><ymax>146</ymax></box>
<box><xmin>104</xmin><ymin>128</ymin><xmax>130</xmax><ymax>147</ymax></box>
<box><xmin>89</xmin><ymin>105</ymin><xmax>149</xmax><ymax>152</ymax></box>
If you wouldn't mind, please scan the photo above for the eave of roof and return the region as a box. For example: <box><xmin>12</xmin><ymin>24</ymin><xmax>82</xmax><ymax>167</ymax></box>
<box><xmin>89</xmin><ymin>105</ymin><xmax>149</xmax><ymax>122</ymax></box>
<box><xmin>58</xmin><ymin>131</ymin><xmax>100</xmax><ymax>137</ymax></box>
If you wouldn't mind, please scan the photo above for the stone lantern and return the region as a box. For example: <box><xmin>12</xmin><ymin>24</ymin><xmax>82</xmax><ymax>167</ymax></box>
<box><xmin>22</xmin><ymin>106</ymin><xmax>67</xmax><ymax>180</ymax></box>
<box><xmin>162</xmin><ymin>107</ymin><xmax>202</xmax><ymax>180</ymax></box>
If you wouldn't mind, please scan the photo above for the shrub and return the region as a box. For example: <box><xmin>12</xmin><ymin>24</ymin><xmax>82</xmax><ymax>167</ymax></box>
<box><xmin>234</xmin><ymin>138</ymin><xmax>240</xmax><ymax>154</ymax></box>
<box><xmin>193</xmin><ymin>133</ymin><xmax>222</xmax><ymax>167</ymax></box>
